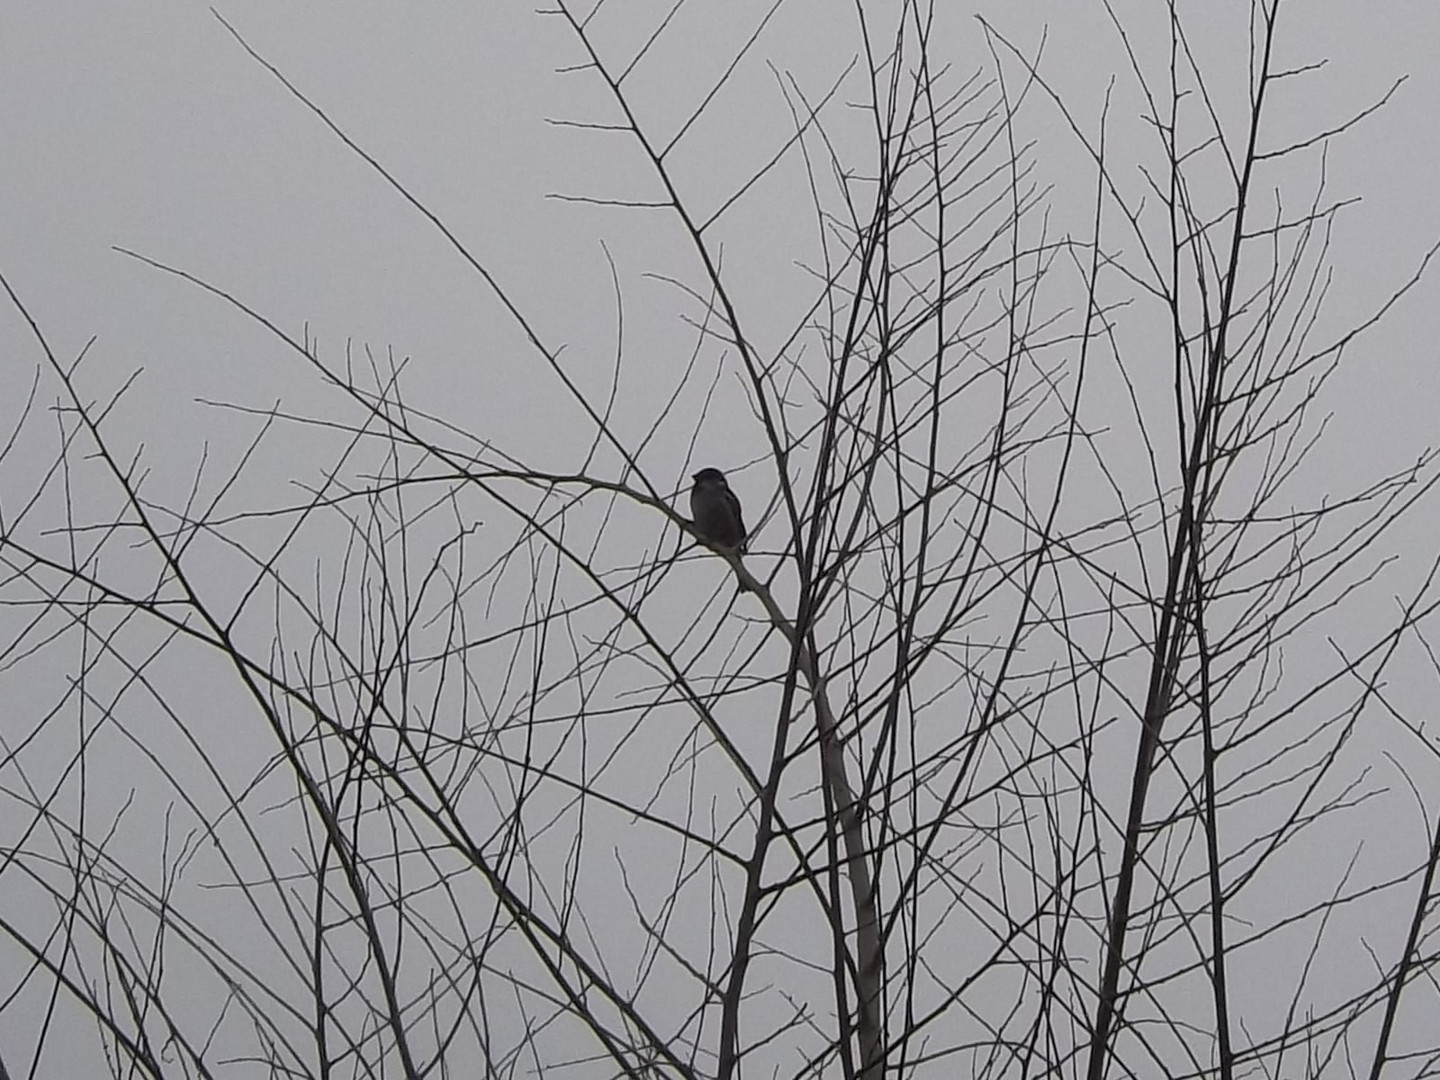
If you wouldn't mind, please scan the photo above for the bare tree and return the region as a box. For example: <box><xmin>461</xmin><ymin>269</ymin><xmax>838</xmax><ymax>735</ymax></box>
<box><xmin>2</xmin><ymin>2</ymin><xmax>1439</xmax><ymax>1078</ymax></box>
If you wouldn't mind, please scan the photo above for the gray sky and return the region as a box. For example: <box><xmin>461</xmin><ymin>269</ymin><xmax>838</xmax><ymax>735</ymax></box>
<box><xmin>3</xmin><ymin>3</ymin><xmax>1436</xmax><ymax>489</ymax></box>
<box><xmin>3</xmin><ymin>2</ymin><xmax>1440</xmax><ymax>1075</ymax></box>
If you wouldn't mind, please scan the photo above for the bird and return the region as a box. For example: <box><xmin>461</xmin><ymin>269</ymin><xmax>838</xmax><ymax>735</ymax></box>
<box><xmin>689</xmin><ymin>467</ymin><xmax>747</xmax><ymax>554</ymax></box>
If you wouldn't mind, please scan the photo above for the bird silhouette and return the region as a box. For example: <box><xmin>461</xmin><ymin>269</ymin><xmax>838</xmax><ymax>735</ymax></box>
<box><xmin>689</xmin><ymin>467</ymin><xmax>747</xmax><ymax>554</ymax></box>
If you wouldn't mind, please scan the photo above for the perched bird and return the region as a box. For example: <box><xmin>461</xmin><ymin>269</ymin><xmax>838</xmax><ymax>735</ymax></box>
<box><xmin>689</xmin><ymin>467</ymin><xmax>747</xmax><ymax>554</ymax></box>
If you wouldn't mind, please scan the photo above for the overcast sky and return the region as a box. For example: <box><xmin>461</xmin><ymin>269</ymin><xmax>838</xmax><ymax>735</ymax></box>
<box><xmin>3</xmin><ymin>3</ymin><xmax>1436</xmax><ymax>473</ymax></box>
<box><xmin>3</xmin><ymin>3</ymin><xmax>1440</xmax><ymax>1075</ymax></box>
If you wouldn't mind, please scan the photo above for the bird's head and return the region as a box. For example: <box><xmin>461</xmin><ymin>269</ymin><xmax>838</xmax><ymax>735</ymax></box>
<box><xmin>692</xmin><ymin>467</ymin><xmax>727</xmax><ymax>485</ymax></box>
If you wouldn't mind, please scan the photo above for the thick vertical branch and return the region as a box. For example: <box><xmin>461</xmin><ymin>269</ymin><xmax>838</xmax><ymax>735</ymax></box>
<box><xmin>1087</xmin><ymin>5</ymin><xmax>1279</xmax><ymax>1077</ymax></box>
<box><xmin>727</xmin><ymin>561</ymin><xmax>884</xmax><ymax>1080</ymax></box>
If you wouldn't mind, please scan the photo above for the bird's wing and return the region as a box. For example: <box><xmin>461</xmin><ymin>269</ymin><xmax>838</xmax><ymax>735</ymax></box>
<box><xmin>725</xmin><ymin>489</ymin><xmax>746</xmax><ymax>538</ymax></box>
